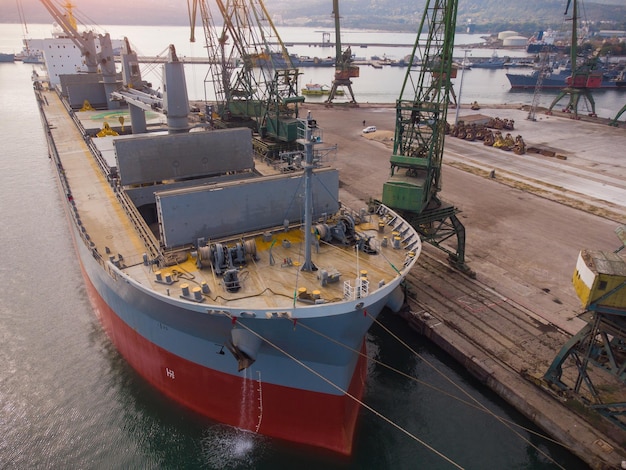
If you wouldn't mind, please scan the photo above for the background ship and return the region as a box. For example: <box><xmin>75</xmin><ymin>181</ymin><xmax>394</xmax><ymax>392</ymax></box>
<box><xmin>506</xmin><ymin>67</ymin><xmax>626</xmax><ymax>89</ymax></box>
<box><xmin>31</xmin><ymin>0</ymin><xmax>420</xmax><ymax>456</ymax></box>
<box><xmin>253</xmin><ymin>51</ymin><xmax>335</xmax><ymax>68</ymax></box>
<box><xmin>470</xmin><ymin>51</ymin><xmax>507</xmax><ymax>69</ymax></box>
<box><xmin>0</xmin><ymin>52</ymin><xmax>15</xmax><ymax>62</ymax></box>
<box><xmin>508</xmin><ymin>1</ymin><xmax>626</xmax><ymax>91</ymax></box>
<box><xmin>301</xmin><ymin>82</ymin><xmax>344</xmax><ymax>95</ymax></box>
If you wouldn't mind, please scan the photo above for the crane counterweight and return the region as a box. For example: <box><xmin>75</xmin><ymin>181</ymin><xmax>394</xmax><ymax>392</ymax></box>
<box><xmin>378</xmin><ymin>0</ymin><xmax>473</xmax><ymax>276</ymax></box>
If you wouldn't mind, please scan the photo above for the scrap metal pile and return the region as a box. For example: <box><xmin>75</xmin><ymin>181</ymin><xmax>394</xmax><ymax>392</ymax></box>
<box><xmin>447</xmin><ymin>117</ymin><xmax>526</xmax><ymax>155</ymax></box>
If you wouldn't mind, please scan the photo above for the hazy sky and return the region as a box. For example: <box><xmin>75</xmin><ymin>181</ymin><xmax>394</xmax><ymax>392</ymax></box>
<box><xmin>4</xmin><ymin>0</ymin><xmax>624</xmax><ymax>26</ymax></box>
<box><xmin>4</xmin><ymin>0</ymin><xmax>191</xmax><ymax>25</ymax></box>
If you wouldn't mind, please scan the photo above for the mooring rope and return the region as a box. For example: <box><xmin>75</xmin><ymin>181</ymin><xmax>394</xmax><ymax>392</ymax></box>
<box><xmin>224</xmin><ymin>312</ymin><xmax>465</xmax><ymax>470</ymax></box>
<box><xmin>222</xmin><ymin>308</ymin><xmax>573</xmax><ymax>469</ymax></box>
<box><xmin>366</xmin><ymin>311</ymin><xmax>568</xmax><ymax>470</ymax></box>
<box><xmin>295</xmin><ymin>318</ymin><xmax>569</xmax><ymax>456</ymax></box>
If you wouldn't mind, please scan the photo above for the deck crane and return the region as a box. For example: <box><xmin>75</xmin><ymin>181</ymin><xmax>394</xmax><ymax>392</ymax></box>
<box><xmin>546</xmin><ymin>0</ymin><xmax>601</xmax><ymax>119</ymax></box>
<box><xmin>189</xmin><ymin>0</ymin><xmax>305</xmax><ymax>157</ymax></box>
<box><xmin>379</xmin><ymin>0</ymin><xmax>472</xmax><ymax>275</ymax></box>
<box><xmin>325</xmin><ymin>0</ymin><xmax>359</xmax><ymax>105</ymax></box>
<box><xmin>189</xmin><ymin>0</ymin><xmax>236</xmax><ymax>125</ymax></box>
<box><xmin>38</xmin><ymin>0</ymin><xmax>118</xmax><ymax>109</ymax></box>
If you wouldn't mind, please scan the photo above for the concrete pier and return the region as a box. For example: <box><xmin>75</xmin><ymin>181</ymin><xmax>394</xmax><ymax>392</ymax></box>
<box><xmin>306</xmin><ymin>103</ymin><xmax>626</xmax><ymax>469</ymax></box>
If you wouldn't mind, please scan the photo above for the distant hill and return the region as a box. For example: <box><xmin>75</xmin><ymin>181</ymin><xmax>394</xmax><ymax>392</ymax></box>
<box><xmin>266</xmin><ymin>0</ymin><xmax>626</xmax><ymax>34</ymax></box>
<box><xmin>3</xmin><ymin>0</ymin><xmax>626</xmax><ymax>36</ymax></box>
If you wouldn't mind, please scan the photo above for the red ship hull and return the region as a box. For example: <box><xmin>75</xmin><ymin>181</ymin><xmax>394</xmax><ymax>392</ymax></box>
<box><xmin>80</xmin><ymin>259</ymin><xmax>367</xmax><ymax>455</ymax></box>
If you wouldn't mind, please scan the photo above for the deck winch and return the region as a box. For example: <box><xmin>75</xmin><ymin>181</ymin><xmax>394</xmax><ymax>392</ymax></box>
<box><xmin>315</xmin><ymin>215</ymin><xmax>379</xmax><ymax>254</ymax></box>
<box><xmin>197</xmin><ymin>239</ymin><xmax>258</xmax><ymax>276</ymax></box>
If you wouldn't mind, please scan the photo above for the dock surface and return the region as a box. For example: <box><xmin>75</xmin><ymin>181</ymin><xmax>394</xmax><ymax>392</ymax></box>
<box><xmin>308</xmin><ymin>103</ymin><xmax>626</xmax><ymax>468</ymax></box>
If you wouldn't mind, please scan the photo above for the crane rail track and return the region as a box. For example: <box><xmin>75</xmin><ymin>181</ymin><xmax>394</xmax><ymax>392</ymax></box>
<box><xmin>404</xmin><ymin>248</ymin><xmax>588</xmax><ymax>388</ymax></box>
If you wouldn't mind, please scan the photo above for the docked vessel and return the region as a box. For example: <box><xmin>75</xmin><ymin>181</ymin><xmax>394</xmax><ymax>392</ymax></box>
<box><xmin>31</xmin><ymin>9</ymin><xmax>421</xmax><ymax>456</ymax></box>
<box><xmin>525</xmin><ymin>30</ymin><xmax>565</xmax><ymax>54</ymax></box>
<box><xmin>301</xmin><ymin>83</ymin><xmax>344</xmax><ymax>96</ymax></box>
<box><xmin>16</xmin><ymin>44</ymin><xmax>44</xmax><ymax>64</ymax></box>
<box><xmin>295</xmin><ymin>55</ymin><xmax>335</xmax><ymax>67</ymax></box>
<box><xmin>254</xmin><ymin>52</ymin><xmax>335</xmax><ymax>68</ymax></box>
<box><xmin>508</xmin><ymin>3</ymin><xmax>625</xmax><ymax>92</ymax></box>
<box><xmin>0</xmin><ymin>52</ymin><xmax>15</xmax><ymax>62</ymax></box>
<box><xmin>470</xmin><ymin>51</ymin><xmax>507</xmax><ymax>69</ymax></box>
<box><xmin>506</xmin><ymin>68</ymin><xmax>625</xmax><ymax>90</ymax></box>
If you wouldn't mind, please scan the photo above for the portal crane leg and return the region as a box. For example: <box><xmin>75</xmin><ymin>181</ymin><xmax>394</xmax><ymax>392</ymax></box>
<box><xmin>544</xmin><ymin>308</ymin><xmax>626</xmax><ymax>430</ymax></box>
<box><xmin>326</xmin><ymin>79</ymin><xmax>357</xmax><ymax>106</ymax></box>
<box><xmin>326</xmin><ymin>0</ymin><xmax>359</xmax><ymax>106</ymax></box>
<box><xmin>609</xmin><ymin>103</ymin><xmax>626</xmax><ymax>127</ymax></box>
<box><xmin>546</xmin><ymin>86</ymin><xmax>597</xmax><ymax>119</ymax></box>
<box><xmin>401</xmin><ymin>202</ymin><xmax>475</xmax><ymax>278</ymax></box>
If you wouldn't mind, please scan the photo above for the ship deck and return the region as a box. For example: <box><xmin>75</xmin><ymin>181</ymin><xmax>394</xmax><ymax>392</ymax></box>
<box><xmin>41</xmin><ymin>88</ymin><xmax>419</xmax><ymax>314</ymax></box>
<box><xmin>123</xmin><ymin>217</ymin><xmax>415</xmax><ymax>312</ymax></box>
<box><xmin>43</xmin><ymin>89</ymin><xmax>147</xmax><ymax>262</ymax></box>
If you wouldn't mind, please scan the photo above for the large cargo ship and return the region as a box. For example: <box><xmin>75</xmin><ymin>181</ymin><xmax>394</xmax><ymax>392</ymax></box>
<box><xmin>506</xmin><ymin>68</ymin><xmax>626</xmax><ymax>90</ymax></box>
<box><xmin>31</xmin><ymin>14</ymin><xmax>420</xmax><ymax>456</ymax></box>
<box><xmin>508</xmin><ymin>2</ymin><xmax>625</xmax><ymax>92</ymax></box>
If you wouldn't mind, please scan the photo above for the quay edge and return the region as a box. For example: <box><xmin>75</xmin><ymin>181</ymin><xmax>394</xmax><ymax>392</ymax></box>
<box><xmin>400</xmin><ymin>288</ymin><xmax>626</xmax><ymax>470</ymax></box>
<box><xmin>304</xmin><ymin>102</ymin><xmax>626</xmax><ymax>469</ymax></box>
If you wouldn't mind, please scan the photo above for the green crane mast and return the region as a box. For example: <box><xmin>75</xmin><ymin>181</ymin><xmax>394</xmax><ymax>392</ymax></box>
<box><xmin>326</xmin><ymin>0</ymin><xmax>359</xmax><ymax>105</ymax></box>
<box><xmin>547</xmin><ymin>0</ymin><xmax>601</xmax><ymax>118</ymax></box>
<box><xmin>190</xmin><ymin>0</ymin><xmax>305</xmax><ymax>157</ymax></box>
<box><xmin>380</xmin><ymin>0</ymin><xmax>472</xmax><ymax>275</ymax></box>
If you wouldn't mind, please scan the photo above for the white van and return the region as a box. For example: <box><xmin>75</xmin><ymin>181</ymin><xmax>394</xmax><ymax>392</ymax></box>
<box><xmin>362</xmin><ymin>126</ymin><xmax>377</xmax><ymax>133</ymax></box>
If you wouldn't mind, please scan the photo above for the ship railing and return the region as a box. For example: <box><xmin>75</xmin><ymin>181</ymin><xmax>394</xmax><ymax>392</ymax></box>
<box><xmin>115</xmin><ymin>189</ymin><xmax>163</xmax><ymax>266</ymax></box>
<box><xmin>343</xmin><ymin>277</ymin><xmax>369</xmax><ymax>300</ymax></box>
<box><xmin>314</xmin><ymin>145</ymin><xmax>338</xmax><ymax>166</ymax></box>
<box><xmin>85</xmin><ymin>137</ymin><xmax>111</xmax><ymax>181</ymax></box>
<box><xmin>38</xmin><ymin>93</ymin><xmax>72</xmax><ymax>202</ymax></box>
<box><xmin>90</xmin><ymin>244</ymin><xmax>143</xmax><ymax>280</ymax></box>
<box><xmin>55</xmin><ymin>91</ymin><xmax>163</xmax><ymax>268</ymax></box>
<box><xmin>60</xmin><ymin>95</ymin><xmax>112</xmax><ymax>181</ymax></box>
<box><xmin>38</xmin><ymin>91</ymin><xmax>112</xmax><ymax>274</ymax></box>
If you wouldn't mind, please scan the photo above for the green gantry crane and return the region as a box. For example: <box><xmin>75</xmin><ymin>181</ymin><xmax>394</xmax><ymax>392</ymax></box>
<box><xmin>609</xmin><ymin>103</ymin><xmax>626</xmax><ymax>127</ymax></box>
<box><xmin>190</xmin><ymin>0</ymin><xmax>305</xmax><ymax>158</ymax></box>
<box><xmin>326</xmin><ymin>0</ymin><xmax>359</xmax><ymax>105</ymax></box>
<box><xmin>547</xmin><ymin>0</ymin><xmax>602</xmax><ymax>119</ymax></box>
<box><xmin>379</xmin><ymin>0</ymin><xmax>472</xmax><ymax>275</ymax></box>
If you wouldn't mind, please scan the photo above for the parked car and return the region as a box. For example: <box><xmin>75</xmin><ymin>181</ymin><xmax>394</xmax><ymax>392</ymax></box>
<box><xmin>362</xmin><ymin>125</ymin><xmax>377</xmax><ymax>134</ymax></box>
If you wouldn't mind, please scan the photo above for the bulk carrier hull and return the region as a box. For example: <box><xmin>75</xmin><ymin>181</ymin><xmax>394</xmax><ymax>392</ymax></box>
<box><xmin>72</xmin><ymin>220</ymin><xmax>376</xmax><ymax>454</ymax></box>
<box><xmin>32</xmin><ymin>30</ymin><xmax>421</xmax><ymax>454</ymax></box>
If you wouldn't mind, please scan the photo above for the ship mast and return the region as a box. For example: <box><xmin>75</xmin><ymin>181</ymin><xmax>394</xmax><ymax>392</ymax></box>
<box><xmin>299</xmin><ymin>112</ymin><xmax>320</xmax><ymax>272</ymax></box>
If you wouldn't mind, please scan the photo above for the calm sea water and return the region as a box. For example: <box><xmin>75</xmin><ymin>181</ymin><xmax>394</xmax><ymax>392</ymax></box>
<box><xmin>2</xmin><ymin>23</ymin><xmax>624</xmax><ymax>118</ymax></box>
<box><xmin>0</xmin><ymin>23</ymin><xmax>593</xmax><ymax>469</ymax></box>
